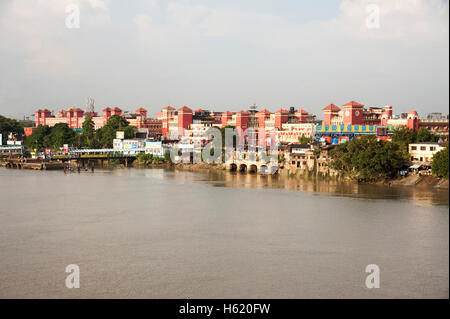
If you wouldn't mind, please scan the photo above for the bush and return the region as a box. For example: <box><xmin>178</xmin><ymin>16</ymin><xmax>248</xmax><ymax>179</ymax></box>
<box><xmin>136</xmin><ymin>153</ymin><xmax>154</xmax><ymax>164</ymax></box>
<box><xmin>432</xmin><ymin>146</ymin><xmax>449</xmax><ymax>179</ymax></box>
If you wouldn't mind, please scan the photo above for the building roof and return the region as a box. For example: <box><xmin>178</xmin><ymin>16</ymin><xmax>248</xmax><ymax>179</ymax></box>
<box><xmin>135</xmin><ymin>107</ymin><xmax>147</xmax><ymax>112</ymax></box>
<box><xmin>67</xmin><ymin>107</ymin><xmax>82</xmax><ymax>112</ymax></box>
<box><xmin>178</xmin><ymin>106</ymin><xmax>193</xmax><ymax>112</ymax></box>
<box><xmin>409</xmin><ymin>142</ymin><xmax>443</xmax><ymax>145</ymax></box>
<box><xmin>343</xmin><ymin>101</ymin><xmax>364</xmax><ymax>108</ymax></box>
<box><xmin>409</xmin><ymin>110</ymin><xmax>418</xmax><ymax>115</ymax></box>
<box><xmin>323</xmin><ymin>104</ymin><xmax>340</xmax><ymax>112</ymax></box>
<box><xmin>103</xmin><ymin>107</ymin><xmax>111</xmax><ymax>111</ymax></box>
<box><xmin>256</xmin><ymin>109</ymin><xmax>271</xmax><ymax>115</ymax></box>
<box><xmin>162</xmin><ymin>106</ymin><xmax>175</xmax><ymax>110</ymax></box>
<box><xmin>296</xmin><ymin>109</ymin><xmax>309</xmax><ymax>115</ymax></box>
<box><xmin>275</xmin><ymin>109</ymin><xmax>288</xmax><ymax>114</ymax></box>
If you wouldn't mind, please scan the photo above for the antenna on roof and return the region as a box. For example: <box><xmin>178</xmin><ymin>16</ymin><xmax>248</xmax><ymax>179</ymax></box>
<box><xmin>86</xmin><ymin>97</ymin><xmax>95</xmax><ymax>113</ymax></box>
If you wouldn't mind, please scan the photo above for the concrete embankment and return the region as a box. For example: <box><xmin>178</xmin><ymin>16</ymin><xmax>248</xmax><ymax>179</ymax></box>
<box><xmin>389</xmin><ymin>175</ymin><xmax>448</xmax><ymax>188</ymax></box>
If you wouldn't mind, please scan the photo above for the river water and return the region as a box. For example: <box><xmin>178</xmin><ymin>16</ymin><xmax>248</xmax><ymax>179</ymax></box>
<box><xmin>0</xmin><ymin>167</ymin><xmax>448</xmax><ymax>298</ymax></box>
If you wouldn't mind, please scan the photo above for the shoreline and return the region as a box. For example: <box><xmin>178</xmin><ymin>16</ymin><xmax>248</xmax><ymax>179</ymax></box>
<box><xmin>131</xmin><ymin>161</ymin><xmax>449</xmax><ymax>189</ymax></box>
<box><xmin>2</xmin><ymin>159</ymin><xmax>448</xmax><ymax>189</ymax></box>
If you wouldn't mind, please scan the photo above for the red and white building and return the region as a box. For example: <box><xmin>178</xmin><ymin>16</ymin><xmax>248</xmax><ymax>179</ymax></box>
<box><xmin>34</xmin><ymin>107</ymin><xmax>162</xmax><ymax>137</ymax></box>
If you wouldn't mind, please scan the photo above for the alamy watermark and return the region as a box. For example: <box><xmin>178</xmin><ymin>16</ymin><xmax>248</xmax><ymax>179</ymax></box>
<box><xmin>365</xmin><ymin>264</ymin><xmax>380</xmax><ymax>289</ymax></box>
<box><xmin>65</xmin><ymin>264</ymin><xmax>80</xmax><ymax>288</ymax></box>
<box><xmin>65</xmin><ymin>4</ymin><xmax>80</xmax><ymax>29</ymax></box>
<box><xmin>168</xmin><ymin>127</ymin><xmax>279</xmax><ymax>174</ymax></box>
<box><xmin>365</xmin><ymin>4</ymin><xmax>380</xmax><ymax>29</ymax></box>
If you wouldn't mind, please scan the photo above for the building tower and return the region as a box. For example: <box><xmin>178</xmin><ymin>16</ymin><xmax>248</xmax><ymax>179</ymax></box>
<box><xmin>407</xmin><ymin>110</ymin><xmax>419</xmax><ymax>131</ymax></box>
<box><xmin>342</xmin><ymin>101</ymin><xmax>364</xmax><ymax>125</ymax></box>
<box><xmin>322</xmin><ymin>104</ymin><xmax>340</xmax><ymax>125</ymax></box>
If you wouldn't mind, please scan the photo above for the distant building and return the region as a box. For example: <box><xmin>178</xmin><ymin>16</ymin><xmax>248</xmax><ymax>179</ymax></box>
<box><xmin>34</xmin><ymin>107</ymin><xmax>162</xmax><ymax>138</ymax></box>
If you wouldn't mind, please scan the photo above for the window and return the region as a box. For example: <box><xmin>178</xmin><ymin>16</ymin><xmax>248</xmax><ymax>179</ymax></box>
<box><xmin>430</xmin><ymin>147</ymin><xmax>436</xmax><ymax>151</ymax></box>
<box><xmin>411</xmin><ymin>146</ymin><xmax>417</xmax><ymax>151</ymax></box>
<box><xmin>420</xmin><ymin>146</ymin><xmax>426</xmax><ymax>151</ymax></box>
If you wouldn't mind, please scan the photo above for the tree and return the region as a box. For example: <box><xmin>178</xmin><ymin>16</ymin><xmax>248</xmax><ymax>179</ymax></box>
<box><xmin>96</xmin><ymin>115</ymin><xmax>136</xmax><ymax>148</ymax></box>
<box><xmin>416</xmin><ymin>127</ymin><xmax>438</xmax><ymax>143</ymax></box>
<box><xmin>24</xmin><ymin>125</ymin><xmax>50</xmax><ymax>150</ymax></box>
<box><xmin>432</xmin><ymin>146</ymin><xmax>449</xmax><ymax>179</ymax></box>
<box><xmin>81</xmin><ymin>116</ymin><xmax>98</xmax><ymax>148</ymax></box>
<box><xmin>0</xmin><ymin>115</ymin><xmax>24</xmax><ymax>145</ymax></box>
<box><xmin>298</xmin><ymin>136</ymin><xmax>312</xmax><ymax>144</ymax></box>
<box><xmin>393</xmin><ymin>127</ymin><xmax>439</xmax><ymax>156</ymax></box>
<box><xmin>392</xmin><ymin>127</ymin><xmax>417</xmax><ymax>155</ymax></box>
<box><xmin>330</xmin><ymin>135</ymin><xmax>406</xmax><ymax>181</ymax></box>
<box><xmin>164</xmin><ymin>150</ymin><xmax>171</xmax><ymax>163</ymax></box>
<box><xmin>24</xmin><ymin>123</ymin><xmax>77</xmax><ymax>151</ymax></box>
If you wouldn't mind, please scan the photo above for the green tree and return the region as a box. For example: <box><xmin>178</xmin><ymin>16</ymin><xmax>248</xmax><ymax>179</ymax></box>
<box><xmin>392</xmin><ymin>127</ymin><xmax>417</xmax><ymax>155</ymax></box>
<box><xmin>393</xmin><ymin>127</ymin><xmax>439</xmax><ymax>156</ymax></box>
<box><xmin>164</xmin><ymin>150</ymin><xmax>171</xmax><ymax>163</ymax></box>
<box><xmin>24</xmin><ymin>125</ymin><xmax>49</xmax><ymax>150</ymax></box>
<box><xmin>24</xmin><ymin>123</ymin><xmax>77</xmax><ymax>151</ymax></box>
<box><xmin>81</xmin><ymin>116</ymin><xmax>98</xmax><ymax>148</ymax></box>
<box><xmin>432</xmin><ymin>146</ymin><xmax>449</xmax><ymax>179</ymax></box>
<box><xmin>48</xmin><ymin>123</ymin><xmax>78</xmax><ymax>150</ymax></box>
<box><xmin>96</xmin><ymin>115</ymin><xmax>136</xmax><ymax>148</ymax></box>
<box><xmin>298</xmin><ymin>136</ymin><xmax>312</xmax><ymax>144</ymax></box>
<box><xmin>330</xmin><ymin>135</ymin><xmax>406</xmax><ymax>181</ymax></box>
<box><xmin>0</xmin><ymin>115</ymin><xmax>24</xmax><ymax>145</ymax></box>
<box><xmin>416</xmin><ymin>127</ymin><xmax>438</xmax><ymax>143</ymax></box>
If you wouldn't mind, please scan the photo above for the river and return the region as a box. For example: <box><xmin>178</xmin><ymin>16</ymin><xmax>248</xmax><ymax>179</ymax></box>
<box><xmin>0</xmin><ymin>167</ymin><xmax>448</xmax><ymax>298</ymax></box>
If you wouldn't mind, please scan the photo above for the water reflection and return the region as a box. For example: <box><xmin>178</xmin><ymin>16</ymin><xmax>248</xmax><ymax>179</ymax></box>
<box><xmin>164</xmin><ymin>169</ymin><xmax>449</xmax><ymax>207</ymax></box>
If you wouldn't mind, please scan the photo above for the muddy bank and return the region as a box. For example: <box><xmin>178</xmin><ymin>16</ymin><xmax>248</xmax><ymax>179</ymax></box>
<box><xmin>388</xmin><ymin>175</ymin><xmax>449</xmax><ymax>188</ymax></box>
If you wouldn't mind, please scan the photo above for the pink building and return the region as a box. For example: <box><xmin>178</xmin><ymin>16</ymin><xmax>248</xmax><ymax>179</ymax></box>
<box><xmin>34</xmin><ymin>107</ymin><xmax>162</xmax><ymax>136</ymax></box>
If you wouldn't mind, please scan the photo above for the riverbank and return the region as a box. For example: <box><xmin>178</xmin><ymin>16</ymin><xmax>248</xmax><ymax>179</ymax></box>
<box><xmin>388</xmin><ymin>174</ymin><xmax>449</xmax><ymax>188</ymax></box>
<box><xmin>130</xmin><ymin>161</ymin><xmax>449</xmax><ymax>189</ymax></box>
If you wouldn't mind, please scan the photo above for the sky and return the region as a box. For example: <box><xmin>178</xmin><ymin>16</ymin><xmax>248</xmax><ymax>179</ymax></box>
<box><xmin>0</xmin><ymin>0</ymin><xmax>448</xmax><ymax>119</ymax></box>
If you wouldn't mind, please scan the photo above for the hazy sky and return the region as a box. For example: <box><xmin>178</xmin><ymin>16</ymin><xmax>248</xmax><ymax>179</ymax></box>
<box><xmin>0</xmin><ymin>0</ymin><xmax>448</xmax><ymax>119</ymax></box>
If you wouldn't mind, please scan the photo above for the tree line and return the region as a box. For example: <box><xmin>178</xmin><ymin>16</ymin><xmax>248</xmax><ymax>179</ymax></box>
<box><xmin>329</xmin><ymin>127</ymin><xmax>446</xmax><ymax>181</ymax></box>
<box><xmin>24</xmin><ymin>115</ymin><xmax>136</xmax><ymax>151</ymax></box>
